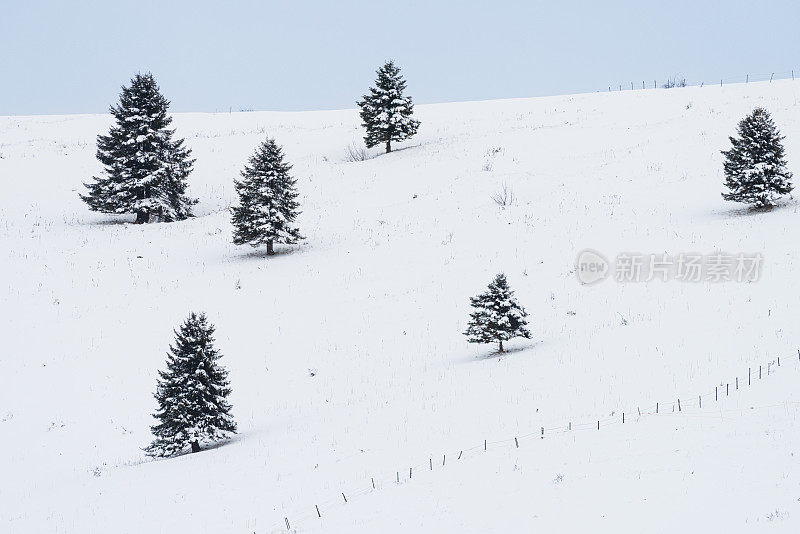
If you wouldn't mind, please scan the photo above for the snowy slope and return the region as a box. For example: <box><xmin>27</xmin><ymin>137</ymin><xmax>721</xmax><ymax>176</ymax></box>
<box><xmin>2</xmin><ymin>80</ymin><xmax>800</xmax><ymax>533</ymax></box>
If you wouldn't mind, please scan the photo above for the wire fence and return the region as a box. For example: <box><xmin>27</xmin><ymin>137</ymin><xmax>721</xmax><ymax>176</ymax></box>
<box><xmin>257</xmin><ymin>73</ymin><xmax>800</xmax><ymax>530</ymax></box>
<box><xmin>603</xmin><ymin>69</ymin><xmax>799</xmax><ymax>93</ymax></box>
<box><xmin>269</xmin><ymin>349</ymin><xmax>800</xmax><ymax>533</ymax></box>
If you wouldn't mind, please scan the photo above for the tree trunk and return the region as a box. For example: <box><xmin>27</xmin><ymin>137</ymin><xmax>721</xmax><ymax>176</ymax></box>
<box><xmin>190</xmin><ymin>440</ymin><xmax>201</xmax><ymax>453</ymax></box>
<box><xmin>498</xmin><ymin>340</ymin><xmax>504</xmax><ymax>353</ymax></box>
<box><xmin>135</xmin><ymin>186</ymin><xmax>150</xmax><ymax>224</ymax></box>
<box><xmin>385</xmin><ymin>139</ymin><xmax>392</xmax><ymax>153</ymax></box>
<box><xmin>266</xmin><ymin>239</ymin><xmax>275</xmax><ymax>256</ymax></box>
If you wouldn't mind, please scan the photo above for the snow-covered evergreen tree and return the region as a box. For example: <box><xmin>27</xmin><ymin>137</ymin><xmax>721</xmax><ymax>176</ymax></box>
<box><xmin>146</xmin><ymin>312</ymin><xmax>236</xmax><ymax>457</ymax></box>
<box><xmin>464</xmin><ymin>273</ymin><xmax>530</xmax><ymax>353</ymax></box>
<box><xmin>722</xmin><ymin>107</ymin><xmax>793</xmax><ymax>209</ymax></box>
<box><xmin>357</xmin><ymin>61</ymin><xmax>420</xmax><ymax>153</ymax></box>
<box><xmin>81</xmin><ymin>73</ymin><xmax>196</xmax><ymax>223</ymax></box>
<box><xmin>231</xmin><ymin>138</ymin><xmax>303</xmax><ymax>255</ymax></box>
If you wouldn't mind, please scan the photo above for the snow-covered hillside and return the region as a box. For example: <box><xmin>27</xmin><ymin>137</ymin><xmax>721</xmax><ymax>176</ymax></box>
<box><xmin>3</xmin><ymin>80</ymin><xmax>800</xmax><ymax>533</ymax></box>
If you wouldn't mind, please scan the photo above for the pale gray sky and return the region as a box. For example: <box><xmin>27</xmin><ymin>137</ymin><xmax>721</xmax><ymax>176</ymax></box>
<box><xmin>1</xmin><ymin>0</ymin><xmax>798</xmax><ymax>115</ymax></box>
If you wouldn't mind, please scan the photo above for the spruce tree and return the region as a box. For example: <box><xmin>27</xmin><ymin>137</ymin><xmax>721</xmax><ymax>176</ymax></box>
<box><xmin>357</xmin><ymin>61</ymin><xmax>420</xmax><ymax>153</ymax></box>
<box><xmin>146</xmin><ymin>312</ymin><xmax>236</xmax><ymax>457</ymax></box>
<box><xmin>81</xmin><ymin>72</ymin><xmax>196</xmax><ymax>223</ymax></box>
<box><xmin>464</xmin><ymin>273</ymin><xmax>531</xmax><ymax>353</ymax></box>
<box><xmin>721</xmin><ymin>107</ymin><xmax>793</xmax><ymax>209</ymax></box>
<box><xmin>231</xmin><ymin>138</ymin><xmax>303</xmax><ymax>255</ymax></box>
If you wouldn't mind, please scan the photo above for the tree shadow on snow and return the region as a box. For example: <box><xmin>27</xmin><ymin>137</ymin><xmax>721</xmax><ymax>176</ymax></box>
<box><xmin>84</xmin><ymin>214</ymin><xmax>136</xmax><ymax>226</ymax></box>
<box><xmin>386</xmin><ymin>143</ymin><xmax>423</xmax><ymax>154</ymax></box>
<box><xmin>133</xmin><ymin>433</ymin><xmax>247</xmax><ymax>466</ymax></box>
<box><xmin>200</xmin><ymin>432</ymin><xmax>247</xmax><ymax>453</ymax></box>
<box><xmin>367</xmin><ymin>143</ymin><xmax>424</xmax><ymax>159</ymax></box>
<box><xmin>711</xmin><ymin>197</ymin><xmax>797</xmax><ymax>219</ymax></box>
<box><xmin>233</xmin><ymin>244</ymin><xmax>308</xmax><ymax>262</ymax></box>
<box><xmin>461</xmin><ymin>339</ymin><xmax>544</xmax><ymax>364</ymax></box>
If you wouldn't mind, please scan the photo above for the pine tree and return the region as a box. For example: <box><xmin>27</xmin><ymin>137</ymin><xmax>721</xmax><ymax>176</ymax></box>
<box><xmin>357</xmin><ymin>61</ymin><xmax>420</xmax><ymax>153</ymax></box>
<box><xmin>81</xmin><ymin>73</ymin><xmax>196</xmax><ymax>223</ymax></box>
<box><xmin>464</xmin><ymin>273</ymin><xmax>531</xmax><ymax>353</ymax></box>
<box><xmin>231</xmin><ymin>138</ymin><xmax>303</xmax><ymax>255</ymax></box>
<box><xmin>146</xmin><ymin>312</ymin><xmax>236</xmax><ymax>457</ymax></box>
<box><xmin>721</xmin><ymin>107</ymin><xmax>793</xmax><ymax>209</ymax></box>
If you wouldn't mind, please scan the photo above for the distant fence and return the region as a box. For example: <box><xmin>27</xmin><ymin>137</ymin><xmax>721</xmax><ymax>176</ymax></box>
<box><xmin>604</xmin><ymin>69</ymin><xmax>799</xmax><ymax>93</ymax></box>
<box><xmin>271</xmin><ymin>350</ymin><xmax>798</xmax><ymax>532</ymax></box>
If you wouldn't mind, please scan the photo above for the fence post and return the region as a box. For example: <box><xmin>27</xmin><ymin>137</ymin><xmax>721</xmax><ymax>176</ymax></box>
<box><xmin>316</xmin><ymin>505</ymin><xmax>321</xmax><ymax>518</ymax></box>
<box><xmin>515</xmin><ymin>437</ymin><xmax>519</xmax><ymax>448</ymax></box>
<box><xmin>622</xmin><ymin>412</ymin><xmax>625</xmax><ymax>423</ymax></box>
<box><xmin>429</xmin><ymin>458</ymin><xmax>432</xmax><ymax>471</ymax></box>
<box><xmin>746</xmin><ymin>74</ymin><xmax>749</xmax><ymax>83</ymax></box>
<box><xmin>656</xmin><ymin>402</ymin><xmax>659</xmax><ymax>414</ymax></box>
<box><xmin>759</xmin><ymin>365</ymin><xmax>762</xmax><ymax>379</ymax></box>
<box><xmin>597</xmin><ymin>420</ymin><xmax>600</xmax><ymax>430</ymax></box>
<box><xmin>699</xmin><ymin>395</ymin><xmax>702</xmax><ymax>408</ymax></box>
<box><xmin>678</xmin><ymin>399</ymin><xmax>681</xmax><ymax>412</ymax></box>
<box><xmin>736</xmin><ymin>377</ymin><xmax>738</xmax><ymax>390</ymax></box>
<box><xmin>458</xmin><ymin>450</ymin><xmax>463</xmax><ymax>460</ymax></box>
<box><xmin>716</xmin><ymin>386</ymin><xmax>718</xmax><ymax>400</ymax></box>
<box><xmin>372</xmin><ymin>477</ymin><xmax>375</xmax><ymax>489</ymax></box>
<box><xmin>342</xmin><ymin>493</ymin><xmax>347</xmax><ymax>503</ymax></box>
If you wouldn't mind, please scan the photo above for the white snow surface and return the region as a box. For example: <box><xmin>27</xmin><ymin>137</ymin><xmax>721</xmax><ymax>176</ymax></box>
<box><xmin>3</xmin><ymin>80</ymin><xmax>800</xmax><ymax>533</ymax></box>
